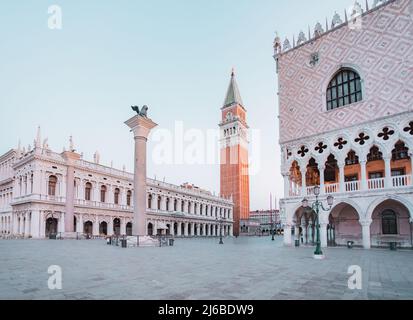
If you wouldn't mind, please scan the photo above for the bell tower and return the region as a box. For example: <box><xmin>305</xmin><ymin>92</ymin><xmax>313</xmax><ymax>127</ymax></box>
<box><xmin>219</xmin><ymin>70</ymin><xmax>250</xmax><ymax>236</ymax></box>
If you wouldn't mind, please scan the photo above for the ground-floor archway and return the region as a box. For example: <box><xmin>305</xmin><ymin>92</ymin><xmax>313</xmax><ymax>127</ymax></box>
<box><xmin>147</xmin><ymin>222</ymin><xmax>153</xmax><ymax>236</ymax></box>
<box><xmin>328</xmin><ymin>203</ymin><xmax>362</xmax><ymax>247</ymax></box>
<box><xmin>370</xmin><ymin>199</ymin><xmax>412</xmax><ymax>248</ymax></box>
<box><xmin>99</xmin><ymin>222</ymin><xmax>107</xmax><ymax>235</ymax></box>
<box><xmin>113</xmin><ymin>218</ymin><xmax>121</xmax><ymax>236</ymax></box>
<box><xmin>84</xmin><ymin>221</ymin><xmax>93</xmax><ymax>235</ymax></box>
<box><xmin>45</xmin><ymin>218</ymin><xmax>58</xmax><ymax>236</ymax></box>
<box><xmin>126</xmin><ymin>222</ymin><xmax>132</xmax><ymax>236</ymax></box>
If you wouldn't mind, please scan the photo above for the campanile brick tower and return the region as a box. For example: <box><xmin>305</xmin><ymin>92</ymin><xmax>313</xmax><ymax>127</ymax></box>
<box><xmin>219</xmin><ymin>70</ymin><xmax>250</xmax><ymax>236</ymax></box>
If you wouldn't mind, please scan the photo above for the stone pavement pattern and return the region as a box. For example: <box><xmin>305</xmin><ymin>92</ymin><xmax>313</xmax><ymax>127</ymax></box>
<box><xmin>0</xmin><ymin>237</ymin><xmax>412</xmax><ymax>300</ymax></box>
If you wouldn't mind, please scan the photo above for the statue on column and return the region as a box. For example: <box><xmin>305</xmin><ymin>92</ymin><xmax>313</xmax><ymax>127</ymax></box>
<box><xmin>131</xmin><ymin>105</ymin><xmax>148</xmax><ymax>117</ymax></box>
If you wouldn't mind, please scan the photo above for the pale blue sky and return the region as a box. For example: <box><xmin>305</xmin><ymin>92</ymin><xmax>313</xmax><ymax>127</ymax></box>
<box><xmin>0</xmin><ymin>0</ymin><xmax>353</xmax><ymax>210</ymax></box>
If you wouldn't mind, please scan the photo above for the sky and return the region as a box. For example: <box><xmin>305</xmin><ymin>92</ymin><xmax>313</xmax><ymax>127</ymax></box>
<box><xmin>0</xmin><ymin>0</ymin><xmax>354</xmax><ymax>210</ymax></box>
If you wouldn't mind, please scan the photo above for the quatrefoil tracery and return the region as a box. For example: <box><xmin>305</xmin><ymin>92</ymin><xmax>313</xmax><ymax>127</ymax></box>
<box><xmin>378</xmin><ymin>127</ymin><xmax>395</xmax><ymax>141</ymax></box>
<box><xmin>334</xmin><ymin>137</ymin><xmax>348</xmax><ymax>150</ymax></box>
<box><xmin>404</xmin><ymin>122</ymin><xmax>413</xmax><ymax>135</ymax></box>
<box><xmin>355</xmin><ymin>133</ymin><xmax>370</xmax><ymax>145</ymax></box>
<box><xmin>315</xmin><ymin>142</ymin><xmax>327</xmax><ymax>154</ymax></box>
<box><xmin>297</xmin><ymin>146</ymin><xmax>309</xmax><ymax>157</ymax></box>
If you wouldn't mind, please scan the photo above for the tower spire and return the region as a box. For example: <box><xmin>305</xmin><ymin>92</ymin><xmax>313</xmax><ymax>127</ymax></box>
<box><xmin>223</xmin><ymin>69</ymin><xmax>244</xmax><ymax>109</ymax></box>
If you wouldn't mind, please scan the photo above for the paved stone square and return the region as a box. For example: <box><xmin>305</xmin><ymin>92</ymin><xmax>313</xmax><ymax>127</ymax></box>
<box><xmin>0</xmin><ymin>237</ymin><xmax>412</xmax><ymax>300</ymax></box>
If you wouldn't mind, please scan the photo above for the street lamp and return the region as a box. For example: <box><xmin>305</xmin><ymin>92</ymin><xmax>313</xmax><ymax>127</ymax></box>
<box><xmin>302</xmin><ymin>186</ymin><xmax>334</xmax><ymax>259</ymax></box>
<box><xmin>216</xmin><ymin>214</ymin><xmax>224</xmax><ymax>245</ymax></box>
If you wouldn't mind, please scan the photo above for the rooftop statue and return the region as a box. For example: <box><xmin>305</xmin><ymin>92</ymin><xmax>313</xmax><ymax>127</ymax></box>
<box><xmin>131</xmin><ymin>105</ymin><xmax>148</xmax><ymax>117</ymax></box>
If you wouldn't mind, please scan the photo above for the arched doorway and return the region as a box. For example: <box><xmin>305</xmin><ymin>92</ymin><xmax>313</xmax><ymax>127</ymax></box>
<box><xmin>84</xmin><ymin>221</ymin><xmax>93</xmax><ymax>235</ymax></box>
<box><xmin>113</xmin><ymin>218</ymin><xmax>121</xmax><ymax>236</ymax></box>
<box><xmin>126</xmin><ymin>222</ymin><xmax>132</xmax><ymax>236</ymax></box>
<box><xmin>370</xmin><ymin>199</ymin><xmax>412</xmax><ymax>248</ymax></box>
<box><xmin>147</xmin><ymin>223</ymin><xmax>153</xmax><ymax>236</ymax></box>
<box><xmin>188</xmin><ymin>223</ymin><xmax>192</xmax><ymax>236</ymax></box>
<box><xmin>328</xmin><ymin>202</ymin><xmax>361</xmax><ymax>247</ymax></box>
<box><xmin>181</xmin><ymin>223</ymin><xmax>185</xmax><ymax>236</ymax></box>
<box><xmin>45</xmin><ymin>217</ymin><xmax>58</xmax><ymax>236</ymax></box>
<box><xmin>174</xmin><ymin>223</ymin><xmax>178</xmax><ymax>235</ymax></box>
<box><xmin>99</xmin><ymin>222</ymin><xmax>107</xmax><ymax>235</ymax></box>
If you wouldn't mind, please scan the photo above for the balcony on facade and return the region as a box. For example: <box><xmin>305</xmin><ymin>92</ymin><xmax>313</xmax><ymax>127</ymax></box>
<box><xmin>285</xmin><ymin>140</ymin><xmax>413</xmax><ymax>199</ymax></box>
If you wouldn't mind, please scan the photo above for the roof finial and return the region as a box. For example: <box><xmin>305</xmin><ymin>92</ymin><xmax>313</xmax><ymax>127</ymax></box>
<box><xmin>69</xmin><ymin>135</ymin><xmax>75</xmax><ymax>152</ymax></box>
<box><xmin>231</xmin><ymin>67</ymin><xmax>235</xmax><ymax>77</ymax></box>
<box><xmin>35</xmin><ymin>126</ymin><xmax>41</xmax><ymax>149</ymax></box>
<box><xmin>16</xmin><ymin>140</ymin><xmax>22</xmax><ymax>158</ymax></box>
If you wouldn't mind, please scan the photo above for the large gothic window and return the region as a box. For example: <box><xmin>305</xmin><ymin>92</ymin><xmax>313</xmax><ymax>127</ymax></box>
<box><xmin>327</xmin><ymin>69</ymin><xmax>362</xmax><ymax>110</ymax></box>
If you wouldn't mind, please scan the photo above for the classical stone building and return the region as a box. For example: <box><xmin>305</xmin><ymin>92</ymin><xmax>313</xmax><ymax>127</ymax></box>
<box><xmin>220</xmin><ymin>71</ymin><xmax>251</xmax><ymax>236</ymax></box>
<box><xmin>0</xmin><ymin>129</ymin><xmax>234</xmax><ymax>239</ymax></box>
<box><xmin>275</xmin><ymin>0</ymin><xmax>413</xmax><ymax>248</ymax></box>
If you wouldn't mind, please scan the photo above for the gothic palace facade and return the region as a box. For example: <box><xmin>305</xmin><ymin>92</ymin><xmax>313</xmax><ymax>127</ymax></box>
<box><xmin>0</xmin><ymin>132</ymin><xmax>234</xmax><ymax>239</ymax></box>
<box><xmin>275</xmin><ymin>0</ymin><xmax>413</xmax><ymax>248</ymax></box>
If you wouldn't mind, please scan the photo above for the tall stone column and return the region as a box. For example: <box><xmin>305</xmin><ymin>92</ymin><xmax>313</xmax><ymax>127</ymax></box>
<box><xmin>360</xmin><ymin>219</ymin><xmax>372</xmax><ymax>249</ymax></box>
<box><xmin>177</xmin><ymin>222</ymin><xmax>182</xmax><ymax>236</ymax></box>
<box><xmin>125</xmin><ymin>114</ymin><xmax>157</xmax><ymax>236</ymax></box>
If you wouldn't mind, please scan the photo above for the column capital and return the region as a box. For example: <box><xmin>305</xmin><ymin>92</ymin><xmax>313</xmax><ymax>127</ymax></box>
<box><xmin>318</xmin><ymin>164</ymin><xmax>326</xmax><ymax>171</ymax></box>
<box><xmin>337</xmin><ymin>160</ymin><xmax>345</xmax><ymax>168</ymax></box>
<box><xmin>359</xmin><ymin>219</ymin><xmax>373</xmax><ymax>227</ymax></box>
<box><xmin>125</xmin><ymin>115</ymin><xmax>158</xmax><ymax>139</ymax></box>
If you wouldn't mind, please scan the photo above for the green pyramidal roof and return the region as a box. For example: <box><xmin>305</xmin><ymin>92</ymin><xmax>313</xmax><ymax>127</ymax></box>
<box><xmin>223</xmin><ymin>71</ymin><xmax>244</xmax><ymax>109</ymax></box>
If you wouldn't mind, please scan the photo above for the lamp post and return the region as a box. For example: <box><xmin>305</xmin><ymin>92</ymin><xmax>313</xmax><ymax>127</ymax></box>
<box><xmin>217</xmin><ymin>214</ymin><xmax>224</xmax><ymax>245</ymax></box>
<box><xmin>302</xmin><ymin>185</ymin><xmax>334</xmax><ymax>259</ymax></box>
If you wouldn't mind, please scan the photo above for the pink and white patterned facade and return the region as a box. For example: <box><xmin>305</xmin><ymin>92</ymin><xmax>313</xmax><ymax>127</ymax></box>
<box><xmin>276</xmin><ymin>0</ymin><xmax>413</xmax><ymax>249</ymax></box>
